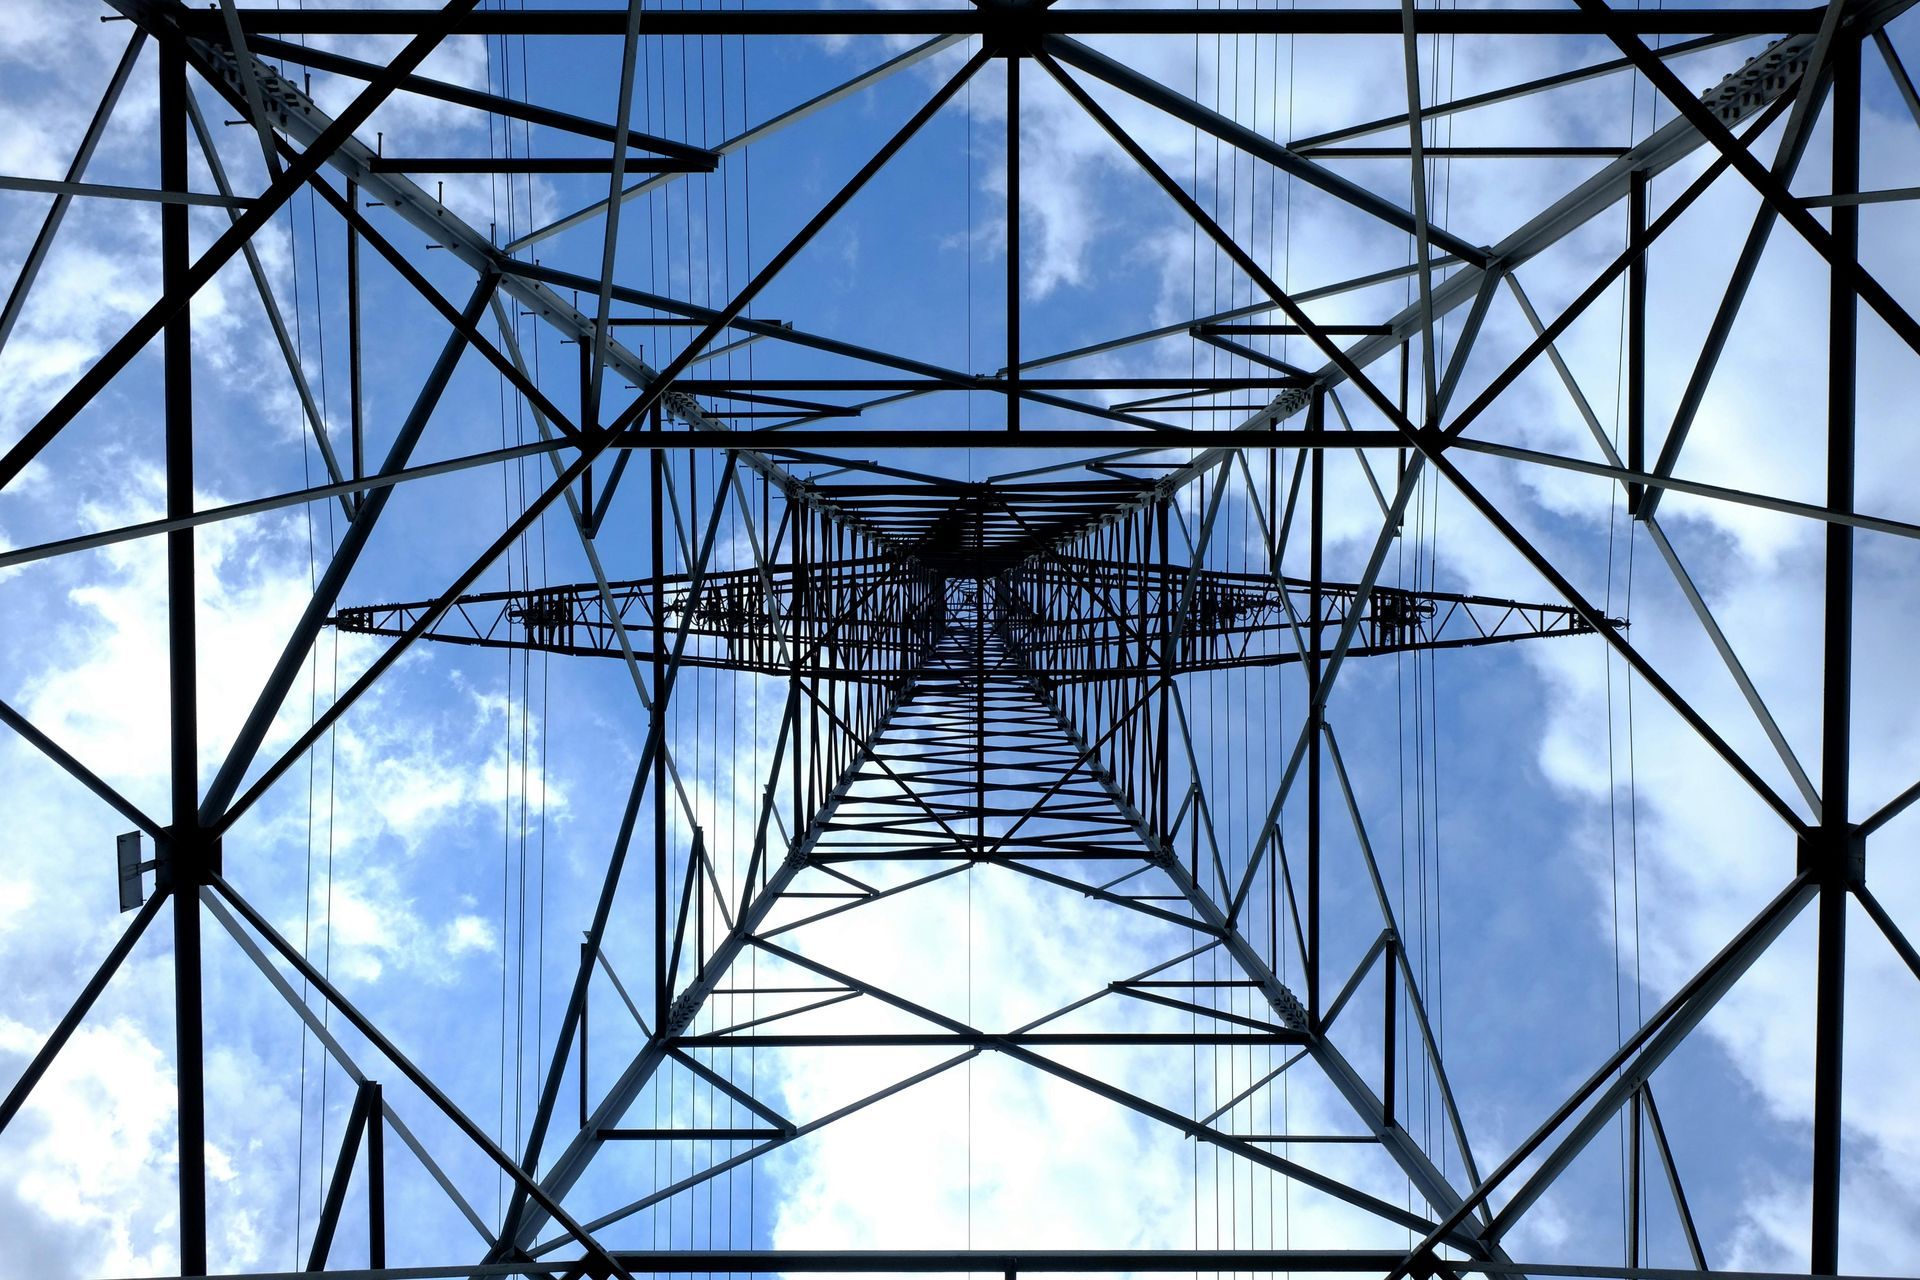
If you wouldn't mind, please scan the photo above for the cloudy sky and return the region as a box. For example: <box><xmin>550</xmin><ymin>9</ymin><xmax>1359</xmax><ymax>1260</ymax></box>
<box><xmin>3</xmin><ymin>2</ymin><xmax>1919</xmax><ymax>1279</ymax></box>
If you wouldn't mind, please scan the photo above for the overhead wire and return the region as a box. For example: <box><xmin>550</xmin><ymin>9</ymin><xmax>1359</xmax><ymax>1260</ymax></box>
<box><xmin>280</xmin><ymin>12</ymin><xmax>345</xmax><ymax>1251</ymax></box>
<box><xmin>1605</xmin><ymin>8</ymin><xmax>1650</xmax><ymax>1255</ymax></box>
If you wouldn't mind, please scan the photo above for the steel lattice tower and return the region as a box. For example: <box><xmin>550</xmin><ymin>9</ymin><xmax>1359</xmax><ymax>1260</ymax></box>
<box><xmin>1</xmin><ymin>3</ymin><xmax>1916</xmax><ymax>1280</ymax></box>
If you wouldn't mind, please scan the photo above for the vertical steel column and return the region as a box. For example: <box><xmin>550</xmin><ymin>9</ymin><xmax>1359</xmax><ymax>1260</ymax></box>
<box><xmin>347</xmin><ymin>177</ymin><xmax>365</xmax><ymax>489</ymax></box>
<box><xmin>1156</xmin><ymin>502</ymin><xmax>1171</xmax><ymax>845</ymax></box>
<box><xmin>1628</xmin><ymin>1088</ymin><xmax>1644</xmax><ymax>1268</ymax></box>
<box><xmin>159</xmin><ymin>29</ymin><xmax>208</xmax><ymax>1276</ymax></box>
<box><xmin>1006</xmin><ymin>51</ymin><xmax>1021</xmax><ymax>433</ymax></box>
<box><xmin>977</xmin><ymin>579</ymin><xmax>986</xmax><ymax>854</ymax></box>
<box><xmin>1626</xmin><ymin>168</ymin><xmax>1647</xmax><ymax>515</ymax></box>
<box><xmin>1307</xmin><ymin>392</ymin><xmax>1326</xmax><ymax>1024</ymax></box>
<box><xmin>651</xmin><ymin>404</ymin><xmax>669</xmax><ymax>1032</ymax></box>
<box><xmin>792</xmin><ymin>502</ymin><xmax>807</xmax><ymax>859</ymax></box>
<box><xmin>366</xmin><ymin>1081</ymin><xmax>386</xmax><ymax>1269</ymax></box>
<box><xmin>1809</xmin><ymin>34</ymin><xmax>1859</xmax><ymax>1277</ymax></box>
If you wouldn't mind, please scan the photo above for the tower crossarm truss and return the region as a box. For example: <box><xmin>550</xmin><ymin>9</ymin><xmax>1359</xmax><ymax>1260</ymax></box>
<box><xmin>999</xmin><ymin>552</ymin><xmax>1622</xmax><ymax>683</ymax></box>
<box><xmin>332</xmin><ymin>554</ymin><xmax>944</xmax><ymax>683</ymax></box>
<box><xmin>333</xmin><ymin>529</ymin><xmax>1608</xmax><ymax>683</ymax></box>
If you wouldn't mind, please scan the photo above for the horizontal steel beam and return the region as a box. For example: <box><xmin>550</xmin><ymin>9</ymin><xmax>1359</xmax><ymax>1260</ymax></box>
<box><xmin>180</xmin><ymin>7</ymin><xmax>1826</xmax><ymax>36</ymax></box>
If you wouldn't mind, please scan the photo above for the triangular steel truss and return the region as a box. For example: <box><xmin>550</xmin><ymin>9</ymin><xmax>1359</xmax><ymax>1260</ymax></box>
<box><xmin>3</xmin><ymin>2</ymin><xmax>1919</xmax><ymax>1279</ymax></box>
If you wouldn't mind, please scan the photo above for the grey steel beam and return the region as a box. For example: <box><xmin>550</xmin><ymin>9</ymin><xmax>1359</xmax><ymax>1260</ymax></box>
<box><xmin>0</xmin><ymin>174</ymin><xmax>245</xmax><ymax>208</ymax></box>
<box><xmin>583</xmin><ymin>2</ymin><xmax>645</xmax><ymax>434</ymax></box>
<box><xmin>1573</xmin><ymin>0</ymin><xmax>1920</xmax><ymax>356</ymax></box>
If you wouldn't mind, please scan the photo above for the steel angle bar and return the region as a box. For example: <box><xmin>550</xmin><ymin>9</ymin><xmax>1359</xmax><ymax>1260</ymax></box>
<box><xmin>197</xmin><ymin>273</ymin><xmax>500</xmax><ymax>831</ymax></box>
<box><xmin>992</xmin><ymin>858</ymin><xmax>1212</xmax><ymax>934</ymax></box>
<box><xmin>307</xmin><ymin>1082</ymin><xmax>376</xmax><ymax>1272</ymax></box>
<box><xmin>0</xmin><ymin>889</ymin><xmax>168</xmax><ymax>1138</ymax></box>
<box><xmin>239</xmin><ymin>33</ymin><xmax>713</xmax><ymax>163</ymax></box>
<box><xmin>2</xmin><ymin>0</ymin><xmax>481</xmax><ymax>491</ymax></box>
<box><xmin>1014</xmin><ymin>940</ymin><xmax>1228</xmax><ymax>1037</ymax></box>
<box><xmin>1400</xmin><ymin>0</ymin><xmax>1443</xmax><ymax>412</ymax></box>
<box><xmin>498</xmin><ymin>446</ymin><xmax>760</xmax><ymax>1239</ymax></box>
<box><xmin>583</xmin><ymin>2</ymin><xmax>645</xmax><ymax>433</ymax></box>
<box><xmin>1877</xmin><ymin>28</ymin><xmax>1920</xmax><ymax>127</ymax></box>
<box><xmin>1640</xmin><ymin>1085</ymin><xmax>1710</xmax><ymax>1270</ymax></box>
<box><xmin>0</xmin><ymin>174</ymin><xmax>245</xmax><ymax>207</ymax></box>
<box><xmin>509</xmin><ymin>678</ymin><xmax>929</xmax><ymax>1247</ymax></box>
<box><xmin>200</xmin><ymin>891</ymin><xmax>499</xmax><ymax>1245</ymax></box>
<box><xmin>1442</xmin><ymin>91</ymin><xmax>1794</xmax><ymax>443</ymax></box>
<box><xmin>1424</xmin><ymin>451</ymin><xmax>1805</xmax><ymax>829</ymax></box>
<box><xmin>183</xmin><ymin>9</ymin><xmax>1829</xmax><ymax>37</ymax></box>
<box><xmin>0</xmin><ymin>28</ymin><xmax>145</xmax><ymax>359</ymax></box>
<box><xmin>204</xmin><ymin>873</ymin><xmax>626</xmax><ymax>1275</ymax></box>
<box><xmin>1572</xmin><ymin>0</ymin><xmax>1920</xmax><ymax>357</ymax></box>
<box><xmin>302</xmin><ymin>175</ymin><xmax>582</xmax><ymax>436</ymax></box>
<box><xmin>0</xmin><ymin>437</ymin><xmax>576</xmax><ymax>572</ymax></box>
<box><xmin>213</xmin><ymin>0</ymin><xmax>284</xmax><ymax>182</ymax></box>
<box><xmin>1383</xmin><ymin>874</ymin><xmax>1816</xmax><ymax>1278</ymax></box>
<box><xmin>1481</xmin><ymin>293</ymin><xmax>1920</xmax><ymax>540</ymax></box>
<box><xmin>1021</xmin><ymin>670</ymin><xmax>1503</xmax><ymax>1258</ymax></box>
<box><xmin>1859</xmin><ymin>774</ymin><xmax>1920</xmax><ymax>839</ymax></box>
<box><xmin>0</xmin><ymin>697</ymin><xmax>165</xmax><ymax>838</ymax></box>
<box><xmin>1319</xmin><ymin>929</ymin><xmax>1393</xmax><ymax>1032</ymax></box>
<box><xmin>1290</xmin><ymin>32</ymin><xmax>1739</xmax><ymax>149</ymax></box>
<box><xmin>1046</xmin><ymin>36</ymin><xmax>1486</xmax><ymax>267</ymax></box>
<box><xmin>755</xmin><ymin>936</ymin><xmax>1442</xmax><ymax>1236</ymax></box>
<box><xmin>214</xmin><ymin>42</ymin><xmax>989</xmax><ymax>841</ymax></box>
<box><xmin>1198</xmin><ymin>1050</ymin><xmax>1313</xmax><ymax>1128</ymax></box>
<box><xmin>1322</xmin><ymin>723</ymin><xmax>1486</xmax><ymax>1193</ymax></box>
<box><xmin>758</xmin><ymin>862</ymin><xmax>972</xmax><ymax>940</ymax></box>
<box><xmin>1800</xmin><ymin>184</ymin><xmax>1920</xmax><ymax>204</ymax></box>
<box><xmin>592</xmin><ymin>951</ymin><xmax>654</xmax><ymax>1036</ymax></box>
<box><xmin>1496</xmin><ymin>273</ymin><xmax>1822</xmax><ymax>817</ymax></box>
<box><xmin>527</xmin><ymin>1051</ymin><xmax>979</xmax><ymax>1254</ymax></box>
<box><xmin>1229</xmin><ymin>461</ymin><xmax>1429</xmax><ymax>922</ymax></box>
<box><xmin>182</xmin><ymin>87</ymin><xmax>352</xmax><ymax>515</ymax></box>
<box><xmin>1639</xmin><ymin>10</ymin><xmax>1841</xmax><ymax>521</ymax></box>
<box><xmin>507</xmin><ymin>34</ymin><xmax>965</xmax><ymax>252</ymax></box>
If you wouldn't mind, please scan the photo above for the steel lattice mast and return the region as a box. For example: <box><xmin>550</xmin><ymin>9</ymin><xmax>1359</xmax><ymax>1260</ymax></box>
<box><xmin>1</xmin><ymin>2</ymin><xmax>1916</xmax><ymax>1279</ymax></box>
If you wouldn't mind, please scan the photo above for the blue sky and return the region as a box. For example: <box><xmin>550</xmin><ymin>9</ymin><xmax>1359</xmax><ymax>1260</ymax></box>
<box><xmin>3</xmin><ymin>2</ymin><xmax>1920</xmax><ymax>1278</ymax></box>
